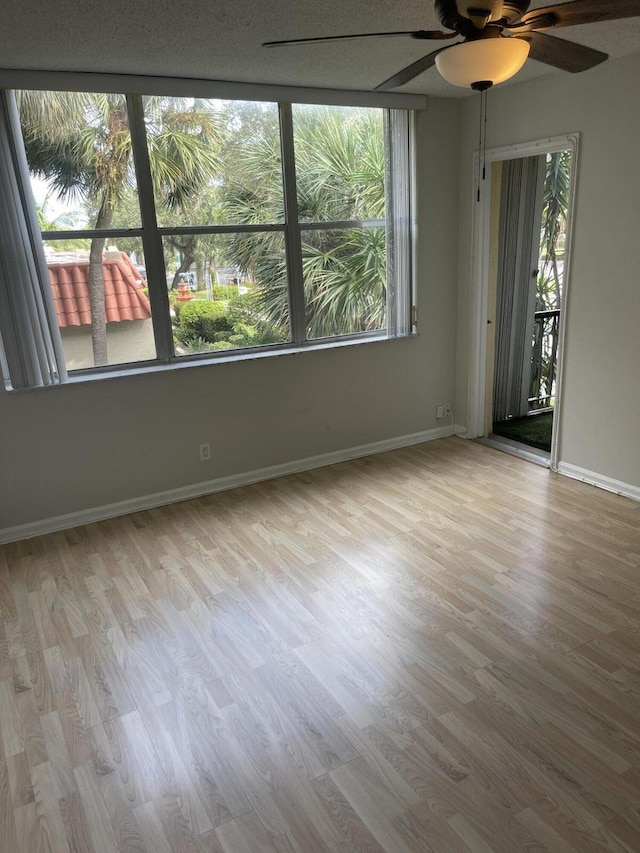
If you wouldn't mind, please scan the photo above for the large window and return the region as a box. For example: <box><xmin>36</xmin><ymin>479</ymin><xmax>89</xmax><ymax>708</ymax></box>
<box><xmin>5</xmin><ymin>88</ymin><xmax>413</xmax><ymax>383</ymax></box>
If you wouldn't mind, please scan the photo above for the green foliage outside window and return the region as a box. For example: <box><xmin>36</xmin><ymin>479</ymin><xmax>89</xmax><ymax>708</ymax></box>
<box><xmin>19</xmin><ymin>93</ymin><xmax>388</xmax><ymax>362</ymax></box>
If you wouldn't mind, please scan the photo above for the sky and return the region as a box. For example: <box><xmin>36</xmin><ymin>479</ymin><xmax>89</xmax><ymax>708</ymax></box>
<box><xmin>30</xmin><ymin>175</ymin><xmax>88</xmax><ymax>228</ymax></box>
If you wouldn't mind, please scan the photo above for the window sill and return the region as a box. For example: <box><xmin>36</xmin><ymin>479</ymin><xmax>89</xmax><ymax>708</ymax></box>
<box><xmin>6</xmin><ymin>330</ymin><xmax>416</xmax><ymax>392</ymax></box>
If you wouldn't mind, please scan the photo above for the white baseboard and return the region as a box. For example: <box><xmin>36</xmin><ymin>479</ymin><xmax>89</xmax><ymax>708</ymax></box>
<box><xmin>556</xmin><ymin>462</ymin><xmax>640</xmax><ymax>503</ymax></box>
<box><xmin>1</xmin><ymin>425</ymin><xmax>457</xmax><ymax>545</ymax></box>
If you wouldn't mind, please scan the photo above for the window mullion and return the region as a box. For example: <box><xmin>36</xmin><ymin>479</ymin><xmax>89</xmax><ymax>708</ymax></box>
<box><xmin>126</xmin><ymin>94</ymin><xmax>174</xmax><ymax>362</ymax></box>
<box><xmin>40</xmin><ymin>228</ymin><xmax>144</xmax><ymax>241</ymax></box>
<box><xmin>301</xmin><ymin>219</ymin><xmax>385</xmax><ymax>231</ymax></box>
<box><xmin>278</xmin><ymin>103</ymin><xmax>306</xmax><ymax>346</ymax></box>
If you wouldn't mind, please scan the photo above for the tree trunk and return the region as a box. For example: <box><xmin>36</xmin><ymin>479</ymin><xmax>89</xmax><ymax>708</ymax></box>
<box><xmin>88</xmin><ymin>237</ymin><xmax>107</xmax><ymax>366</ymax></box>
<box><xmin>88</xmin><ymin>205</ymin><xmax>113</xmax><ymax>366</ymax></box>
<box><xmin>551</xmin><ymin>252</ymin><xmax>562</xmax><ymax>312</ymax></box>
<box><xmin>170</xmin><ymin>240</ymin><xmax>196</xmax><ymax>290</ymax></box>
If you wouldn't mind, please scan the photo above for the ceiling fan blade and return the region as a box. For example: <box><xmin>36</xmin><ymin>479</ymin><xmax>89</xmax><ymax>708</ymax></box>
<box><xmin>516</xmin><ymin>30</ymin><xmax>608</xmax><ymax>72</ymax></box>
<box><xmin>263</xmin><ymin>30</ymin><xmax>455</xmax><ymax>48</ymax></box>
<box><xmin>520</xmin><ymin>0</ymin><xmax>640</xmax><ymax>31</ymax></box>
<box><xmin>375</xmin><ymin>47</ymin><xmax>452</xmax><ymax>90</ymax></box>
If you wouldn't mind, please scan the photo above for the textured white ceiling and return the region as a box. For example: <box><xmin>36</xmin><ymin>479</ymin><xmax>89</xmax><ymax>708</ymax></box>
<box><xmin>3</xmin><ymin>0</ymin><xmax>640</xmax><ymax>97</ymax></box>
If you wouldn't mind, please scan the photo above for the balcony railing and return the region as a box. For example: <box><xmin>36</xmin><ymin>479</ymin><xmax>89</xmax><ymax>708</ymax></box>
<box><xmin>529</xmin><ymin>309</ymin><xmax>560</xmax><ymax>411</ymax></box>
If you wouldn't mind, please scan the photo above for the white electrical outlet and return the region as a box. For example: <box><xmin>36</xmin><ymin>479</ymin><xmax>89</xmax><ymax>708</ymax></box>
<box><xmin>436</xmin><ymin>405</ymin><xmax>444</xmax><ymax>420</ymax></box>
<box><xmin>444</xmin><ymin>403</ymin><xmax>451</xmax><ymax>417</ymax></box>
<box><xmin>199</xmin><ymin>442</ymin><xmax>211</xmax><ymax>461</ymax></box>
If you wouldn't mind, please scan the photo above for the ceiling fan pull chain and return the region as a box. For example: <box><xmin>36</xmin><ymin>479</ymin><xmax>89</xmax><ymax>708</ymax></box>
<box><xmin>476</xmin><ymin>86</ymin><xmax>489</xmax><ymax>202</ymax></box>
<box><xmin>476</xmin><ymin>104</ymin><xmax>481</xmax><ymax>200</ymax></box>
<box><xmin>483</xmin><ymin>86</ymin><xmax>488</xmax><ymax>184</ymax></box>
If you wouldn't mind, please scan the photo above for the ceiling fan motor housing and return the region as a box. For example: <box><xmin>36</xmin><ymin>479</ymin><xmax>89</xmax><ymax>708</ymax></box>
<box><xmin>436</xmin><ymin>0</ymin><xmax>532</xmax><ymax>31</ymax></box>
<box><xmin>490</xmin><ymin>1</ymin><xmax>532</xmax><ymax>24</ymax></box>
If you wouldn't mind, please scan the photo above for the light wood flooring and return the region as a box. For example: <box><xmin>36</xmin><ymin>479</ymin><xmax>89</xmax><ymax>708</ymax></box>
<box><xmin>2</xmin><ymin>436</ymin><xmax>640</xmax><ymax>852</ymax></box>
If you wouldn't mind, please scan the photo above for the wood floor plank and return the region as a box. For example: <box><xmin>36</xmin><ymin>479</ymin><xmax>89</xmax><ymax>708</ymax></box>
<box><xmin>39</xmin><ymin>711</ymin><xmax>76</xmax><ymax>800</ymax></box>
<box><xmin>2</xmin><ymin>437</ymin><xmax>640</xmax><ymax>851</ymax></box>
<box><xmin>31</xmin><ymin>760</ymin><xmax>73</xmax><ymax>853</ymax></box>
<box><xmin>94</xmin><ymin>766</ymin><xmax>149</xmax><ymax>853</ymax></box>
<box><xmin>601</xmin><ymin>806</ymin><xmax>640</xmax><ymax>852</ymax></box>
<box><xmin>55</xmin><ymin>688</ymin><xmax>92</xmax><ymax>769</ymax></box>
<box><xmin>133</xmin><ymin>801</ymin><xmax>174</xmax><ymax>853</ymax></box>
<box><xmin>74</xmin><ymin>762</ymin><xmax>121</xmax><ymax>853</ymax></box>
<box><xmin>7</xmin><ymin>751</ymin><xmax>34</xmax><ymax>808</ymax></box>
<box><xmin>0</xmin><ymin>742</ymin><xmax>19</xmax><ymax>853</ymax></box>
<box><xmin>0</xmin><ymin>679</ymin><xmax>24</xmax><ymax>757</ymax></box>
<box><xmin>15</xmin><ymin>687</ymin><xmax>48</xmax><ymax>768</ymax></box>
<box><xmin>152</xmin><ymin>791</ymin><xmax>204</xmax><ymax>853</ymax></box>
<box><xmin>59</xmin><ymin>790</ymin><xmax>97</xmax><ymax>853</ymax></box>
<box><xmin>13</xmin><ymin>801</ymin><xmax>40</xmax><ymax>853</ymax></box>
<box><xmin>214</xmin><ymin>811</ymin><xmax>277</xmax><ymax>853</ymax></box>
<box><xmin>329</xmin><ymin>758</ymin><xmax>414</xmax><ymax>853</ymax></box>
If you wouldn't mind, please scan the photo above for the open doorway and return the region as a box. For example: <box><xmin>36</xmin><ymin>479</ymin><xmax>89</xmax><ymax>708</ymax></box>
<box><xmin>490</xmin><ymin>149</ymin><xmax>571</xmax><ymax>457</ymax></box>
<box><xmin>468</xmin><ymin>135</ymin><xmax>578</xmax><ymax>469</ymax></box>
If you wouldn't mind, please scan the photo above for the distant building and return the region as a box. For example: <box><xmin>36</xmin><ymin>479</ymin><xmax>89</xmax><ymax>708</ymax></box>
<box><xmin>47</xmin><ymin>248</ymin><xmax>155</xmax><ymax>369</ymax></box>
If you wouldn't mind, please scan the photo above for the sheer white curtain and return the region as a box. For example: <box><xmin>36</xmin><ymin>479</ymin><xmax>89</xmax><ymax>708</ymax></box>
<box><xmin>493</xmin><ymin>155</ymin><xmax>543</xmax><ymax>422</ymax></box>
<box><xmin>0</xmin><ymin>90</ymin><xmax>67</xmax><ymax>389</ymax></box>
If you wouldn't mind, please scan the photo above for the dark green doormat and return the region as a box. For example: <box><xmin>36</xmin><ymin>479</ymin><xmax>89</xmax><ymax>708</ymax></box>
<box><xmin>492</xmin><ymin>412</ymin><xmax>553</xmax><ymax>452</ymax></box>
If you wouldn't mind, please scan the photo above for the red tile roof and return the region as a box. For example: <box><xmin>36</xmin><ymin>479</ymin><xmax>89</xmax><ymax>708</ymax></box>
<box><xmin>48</xmin><ymin>252</ymin><xmax>151</xmax><ymax>328</ymax></box>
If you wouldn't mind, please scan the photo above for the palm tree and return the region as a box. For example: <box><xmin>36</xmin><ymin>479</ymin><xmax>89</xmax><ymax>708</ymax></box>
<box><xmin>17</xmin><ymin>92</ymin><xmax>222</xmax><ymax>365</ymax></box>
<box><xmin>35</xmin><ymin>199</ymin><xmax>89</xmax><ymax>253</ymax></box>
<box><xmin>531</xmin><ymin>150</ymin><xmax>571</xmax><ymax>405</ymax></box>
<box><xmin>537</xmin><ymin>150</ymin><xmax>570</xmax><ymax>312</ymax></box>
<box><xmin>223</xmin><ymin>105</ymin><xmax>387</xmax><ymax>338</ymax></box>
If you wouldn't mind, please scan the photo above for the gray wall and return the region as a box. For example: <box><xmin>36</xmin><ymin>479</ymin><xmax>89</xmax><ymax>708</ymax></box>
<box><xmin>455</xmin><ymin>53</ymin><xmax>640</xmax><ymax>489</ymax></box>
<box><xmin>1</xmin><ymin>100</ymin><xmax>461</xmax><ymax>530</ymax></box>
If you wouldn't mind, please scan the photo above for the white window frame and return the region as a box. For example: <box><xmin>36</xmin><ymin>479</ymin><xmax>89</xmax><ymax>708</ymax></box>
<box><xmin>2</xmin><ymin>71</ymin><xmax>422</xmax><ymax>386</ymax></box>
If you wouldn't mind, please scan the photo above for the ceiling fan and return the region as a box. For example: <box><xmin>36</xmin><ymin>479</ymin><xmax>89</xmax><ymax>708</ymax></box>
<box><xmin>264</xmin><ymin>1</ymin><xmax>640</xmax><ymax>91</ymax></box>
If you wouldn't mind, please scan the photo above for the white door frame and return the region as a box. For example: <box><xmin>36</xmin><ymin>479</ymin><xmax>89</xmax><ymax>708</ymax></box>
<box><xmin>466</xmin><ymin>133</ymin><xmax>580</xmax><ymax>471</ymax></box>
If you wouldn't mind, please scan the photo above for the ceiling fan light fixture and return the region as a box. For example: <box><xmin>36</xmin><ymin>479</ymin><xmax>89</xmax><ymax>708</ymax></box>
<box><xmin>435</xmin><ymin>37</ymin><xmax>530</xmax><ymax>88</ymax></box>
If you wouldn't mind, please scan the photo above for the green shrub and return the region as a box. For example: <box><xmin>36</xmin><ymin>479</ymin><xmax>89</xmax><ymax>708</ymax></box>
<box><xmin>226</xmin><ymin>292</ymin><xmax>259</xmax><ymax>325</ymax></box>
<box><xmin>180</xmin><ymin>336</ymin><xmax>210</xmax><ymax>354</ymax></box>
<box><xmin>202</xmin><ymin>314</ymin><xmax>233</xmax><ymax>340</ymax></box>
<box><xmin>228</xmin><ymin>323</ymin><xmax>259</xmax><ymax>347</ymax></box>
<box><xmin>177</xmin><ymin>300</ymin><xmax>233</xmax><ymax>343</ymax></box>
<box><xmin>210</xmin><ymin>340</ymin><xmax>235</xmax><ymax>351</ymax></box>
<box><xmin>212</xmin><ymin>284</ymin><xmax>236</xmax><ymax>301</ymax></box>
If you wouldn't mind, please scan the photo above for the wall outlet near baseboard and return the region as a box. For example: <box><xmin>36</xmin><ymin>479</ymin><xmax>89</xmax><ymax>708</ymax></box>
<box><xmin>199</xmin><ymin>442</ymin><xmax>211</xmax><ymax>462</ymax></box>
<box><xmin>436</xmin><ymin>403</ymin><xmax>451</xmax><ymax>420</ymax></box>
